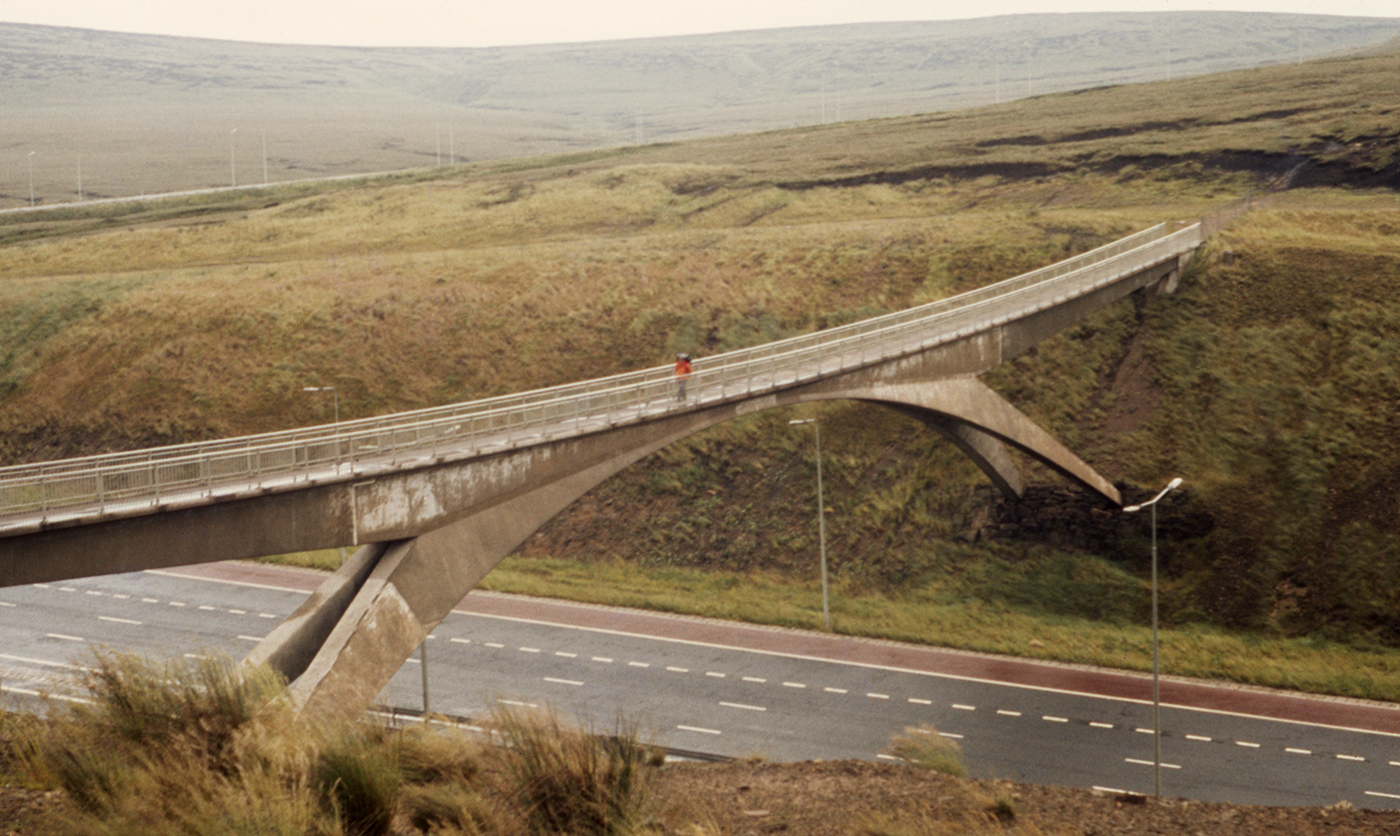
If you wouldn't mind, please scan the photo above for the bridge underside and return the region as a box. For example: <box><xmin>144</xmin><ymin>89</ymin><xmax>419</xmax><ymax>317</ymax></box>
<box><xmin>248</xmin><ymin>373</ymin><xmax>1124</xmax><ymax>717</ymax></box>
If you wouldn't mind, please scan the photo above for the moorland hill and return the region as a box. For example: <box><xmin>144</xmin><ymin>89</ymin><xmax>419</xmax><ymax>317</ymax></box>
<box><xmin>2</xmin><ymin>11</ymin><xmax>1398</xmax><ymax>208</ymax></box>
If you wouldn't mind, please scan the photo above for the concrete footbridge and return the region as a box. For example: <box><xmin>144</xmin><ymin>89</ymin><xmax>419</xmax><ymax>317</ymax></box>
<box><xmin>0</xmin><ymin>220</ymin><xmax>1203</xmax><ymax>716</ymax></box>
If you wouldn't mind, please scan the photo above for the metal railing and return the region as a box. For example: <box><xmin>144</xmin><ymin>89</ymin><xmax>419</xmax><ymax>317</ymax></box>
<box><xmin>0</xmin><ymin>221</ymin><xmax>1202</xmax><ymax>533</ymax></box>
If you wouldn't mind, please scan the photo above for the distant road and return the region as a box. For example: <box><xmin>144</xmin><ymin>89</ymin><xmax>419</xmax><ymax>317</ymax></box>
<box><xmin>3</xmin><ymin>560</ymin><xmax>1398</xmax><ymax>809</ymax></box>
<box><xmin>0</xmin><ymin>167</ymin><xmax>418</xmax><ymax>217</ymax></box>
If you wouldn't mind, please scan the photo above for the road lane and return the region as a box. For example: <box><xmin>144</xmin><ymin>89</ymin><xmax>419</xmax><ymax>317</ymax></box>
<box><xmin>2</xmin><ymin>562</ymin><xmax>1398</xmax><ymax>809</ymax></box>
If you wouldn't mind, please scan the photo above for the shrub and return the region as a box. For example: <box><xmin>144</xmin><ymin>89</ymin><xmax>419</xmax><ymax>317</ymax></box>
<box><xmin>884</xmin><ymin>725</ymin><xmax>968</xmax><ymax>778</ymax></box>
<box><xmin>490</xmin><ymin>705</ymin><xmax>655</xmax><ymax>836</ymax></box>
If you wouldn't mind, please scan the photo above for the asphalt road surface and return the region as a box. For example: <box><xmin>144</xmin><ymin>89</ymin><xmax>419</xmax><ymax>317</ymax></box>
<box><xmin>2</xmin><ymin>562</ymin><xmax>1398</xmax><ymax>809</ymax></box>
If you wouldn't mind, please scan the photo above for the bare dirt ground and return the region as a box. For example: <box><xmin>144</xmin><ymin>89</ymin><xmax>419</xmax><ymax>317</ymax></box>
<box><xmin>654</xmin><ymin>760</ymin><xmax>1400</xmax><ymax>836</ymax></box>
<box><xmin>9</xmin><ymin>759</ymin><xmax>1395</xmax><ymax>836</ymax></box>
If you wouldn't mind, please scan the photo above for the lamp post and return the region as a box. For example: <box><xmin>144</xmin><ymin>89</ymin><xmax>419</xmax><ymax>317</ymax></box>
<box><xmin>789</xmin><ymin>418</ymin><xmax>830</xmax><ymax>630</ymax></box>
<box><xmin>1123</xmin><ymin>476</ymin><xmax>1183</xmax><ymax>797</ymax></box>
<box><xmin>28</xmin><ymin>151</ymin><xmax>35</xmax><ymax>206</ymax></box>
<box><xmin>230</xmin><ymin>128</ymin><xmax>238</xmax><ymax>187</ymax></box>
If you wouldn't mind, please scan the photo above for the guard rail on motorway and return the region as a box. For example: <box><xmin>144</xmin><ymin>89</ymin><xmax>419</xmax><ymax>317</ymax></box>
<box><xmin>0</xmin><ymin>221</ymin><xmax>1202</xmax><ymax>531</ymax></box>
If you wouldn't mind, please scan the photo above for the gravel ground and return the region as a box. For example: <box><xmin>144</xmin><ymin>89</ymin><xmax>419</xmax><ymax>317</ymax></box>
<box><xmin>7</xmin><ymin>759</ymin><xmax>1400</xmax><ymax>835</ymax></box>
<box><xmin>653</xmin><ymin>760</ymin><xmax>1400</xmax><ymax>836</ymax></box>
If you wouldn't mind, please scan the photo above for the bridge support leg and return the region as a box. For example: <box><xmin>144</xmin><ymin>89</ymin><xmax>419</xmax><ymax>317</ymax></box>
<box><xmin>251</xmin><ymin>443</ymin><xmax>675</xmax><ymax>719</ymax></box>
<box><xmin>852</xmin><ymin>377</ymin><xmax>1120</xmax><ymax>505</ymax></box>
<box><xmin>888</xmin><ymin>407</ymin><xmax>1027</xmax><ymax>500</ymax></box>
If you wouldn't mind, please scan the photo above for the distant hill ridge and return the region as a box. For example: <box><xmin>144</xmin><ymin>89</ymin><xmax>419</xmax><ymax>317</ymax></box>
<box><xmin>2</xmin><ymin>11</ymin><xmax>1397</xmax><ymax>208</ymax></box>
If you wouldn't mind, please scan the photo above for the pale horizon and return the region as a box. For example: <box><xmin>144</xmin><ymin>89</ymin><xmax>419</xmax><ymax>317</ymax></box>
<box><xmin>1</xmin><ymin>0</ymin><xmax>1396</xmax><ymax>49</ymax></box>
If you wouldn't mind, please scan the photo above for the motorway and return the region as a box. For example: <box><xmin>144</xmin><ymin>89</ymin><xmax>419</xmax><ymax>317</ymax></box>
<box><xmin>2</xmin><ymin>561</ymin><xmax>1398</xmax><ymax>810</ymax></box>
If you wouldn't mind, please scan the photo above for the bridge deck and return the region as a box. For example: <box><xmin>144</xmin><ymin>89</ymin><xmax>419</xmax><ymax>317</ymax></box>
<box><xmin>0</xmin><ymin>222</ymin><xmax>1201</xmax><ymax>537</ymax></box>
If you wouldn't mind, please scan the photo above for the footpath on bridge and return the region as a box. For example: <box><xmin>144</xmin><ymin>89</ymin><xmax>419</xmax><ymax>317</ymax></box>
<box><xmin>163</xmin><ymin>560</ymin><xmax>1400</xmax><ymax>736</ymax></box>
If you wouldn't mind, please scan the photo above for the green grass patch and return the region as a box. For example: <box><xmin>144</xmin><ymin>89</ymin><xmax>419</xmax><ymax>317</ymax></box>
<box><xmin>479</xmin><ymin>555</ymin><xmax>1400</xmax><ymax>703</ymax></box>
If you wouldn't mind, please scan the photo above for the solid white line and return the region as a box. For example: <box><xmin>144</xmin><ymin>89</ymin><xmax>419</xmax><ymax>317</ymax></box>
<box><xmin>98</xmin><ymin>616</ymin><xmax>143</xmax><ymax>626</ymax></box>
<box><xmin>47</xmin><ymin>633</ymin><xmax>83</xmax><ymax>642</ymax></box>
<box><xmin>0</xmin><ymin>653</ymin><xmax>86</xmax><ymax>670</ymax></box>
<box><xmin>1126</xmin><ymin>758</ymin><xmax>1181</xmax><ymax>769</ymax></box>
<box><xmin>1367</xmin><ymin>791</ymin><xmax>1400</xmax><ymax>800</ymax></box>
<box><xmin>1093</xmin><ymin>786</ymin><xmax>1133</xmax><ymax>795</ymax></box>
<box><xmin>498</xmin><ymin>699</ymin><xmax>538</xmax><ymax>708</ymax></box>
<box><xmin>544</xmin><ymin>677</ymin><xmax>584</xmax><ymax>686</ymax></box>
<box><xmin>677</xmin><ymin>725</ymin><xmax>721</xmax><ymax>735</ymax></box>
<box><xmin>720</xmin><ymin>701</ymin><xmax>766</xmax><ymax>712</ymax></box>
<box><xmin>877</xmin><ymin>753</ymin><xmax>902</xmax><ymax>761</ymax></box>
<box><xmin>237</xmin><ymin>635</ymin><xmax>264</xmax><ymax>642</ymax></box>
<box><xmin>452</xmin><ymin>604</ymin><xmax>1400</xmax><ymax>738</ymax></box>
<box><xmin>146</xmin><ymin>568</ymin><xmax>309</xmax><ymax>595</ymax></box>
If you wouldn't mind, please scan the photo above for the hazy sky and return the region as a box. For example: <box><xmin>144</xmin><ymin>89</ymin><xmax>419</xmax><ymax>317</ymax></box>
<box><xmin>2</xmin><ymin>0</ymin><xmax>1395</xmax><ymax>47</ymax></box>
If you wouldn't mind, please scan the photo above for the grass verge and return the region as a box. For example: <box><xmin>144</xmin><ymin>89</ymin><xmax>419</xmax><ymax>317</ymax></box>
<box><xmin>478</xmin><ymin>555</ymin><xmax>1400</xmax><ymax>703</ymax></box>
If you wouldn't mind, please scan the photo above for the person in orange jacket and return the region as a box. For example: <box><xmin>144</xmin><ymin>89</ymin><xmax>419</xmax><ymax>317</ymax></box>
<box><xmin>675</xmin><ymin>353</ymin><xmax>693</xmax><ymax>401</ymax></box>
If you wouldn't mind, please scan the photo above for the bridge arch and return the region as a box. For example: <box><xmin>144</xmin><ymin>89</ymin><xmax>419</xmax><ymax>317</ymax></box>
<box><xmin>252</xmin><ymin>372</ymin><xmax>1118</xmax><ymax>717</ymax></box>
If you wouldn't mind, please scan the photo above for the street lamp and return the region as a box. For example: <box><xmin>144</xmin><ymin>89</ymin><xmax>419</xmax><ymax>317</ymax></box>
<box><xmin>230</xmin><ymin>128</ymin><xmax>238</xmax><ymax>187</ymax></box>
<box><xmin>1123</xmin><ymin>476</ymin><xmax>1183</xmax><ymax>797</ymax></box>
<box><xmin>789</xmin><ymin>418</ymin><xmax>830</xmax><ymax>630</ymax></box>
<box><xmin>28</xmin><ymin>151</ymin><xmax>35</xmax><ymax>206</ymax></box>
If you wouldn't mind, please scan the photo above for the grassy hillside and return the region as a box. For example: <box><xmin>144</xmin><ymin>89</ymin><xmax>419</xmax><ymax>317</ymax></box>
<box><xmin>2</xmin><ymin>12</ymin><xmax>1397</xmax><ymax>208</ymax></box>
<box><xmin>2</xmin><ymin>42</ymin><xmax>1400</xmax><ymax>696</ymax></box>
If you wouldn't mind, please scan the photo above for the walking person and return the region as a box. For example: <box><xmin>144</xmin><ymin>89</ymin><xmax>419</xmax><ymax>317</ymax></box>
<box><xmin>675</xmin><ymin>353</ymin><xmax>692</xmax><ymax>401</ymax></box>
